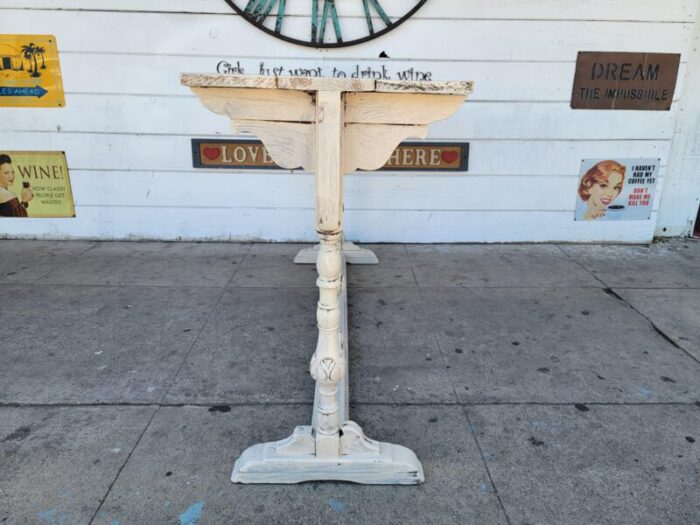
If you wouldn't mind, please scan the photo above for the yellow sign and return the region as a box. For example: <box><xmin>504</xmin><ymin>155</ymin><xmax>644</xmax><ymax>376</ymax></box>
<box><xmin>0</xmin><ymin>151</ymin><xmax>75</xmax><ymax>218</ymax></box>
<box><xmin>0</xmin><ymin>35</ymin><xmax>65</xmax><ymax>107</ymax></box>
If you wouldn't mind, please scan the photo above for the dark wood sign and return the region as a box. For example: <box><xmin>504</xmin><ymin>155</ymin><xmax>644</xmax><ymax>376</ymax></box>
<box><xmin>571</xmin><ymin>52</ymin><xmax>681</xmax><ymax>110</ymax></box>
<box><xmin>192</xmin><ymin>139</ymin><xmax>469</xmax><ymax>172</ymax></box>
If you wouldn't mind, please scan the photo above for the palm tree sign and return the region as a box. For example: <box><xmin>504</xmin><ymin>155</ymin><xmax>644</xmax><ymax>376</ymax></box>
<box><xmin>20</xmin><ymin>43</ymin><xmax>41</xmax><ymax>78</ymax></box>
<box><xmin>36</xmin><ymin>46</ymin><xmax>47</xmax><ymax>69</ymax></box>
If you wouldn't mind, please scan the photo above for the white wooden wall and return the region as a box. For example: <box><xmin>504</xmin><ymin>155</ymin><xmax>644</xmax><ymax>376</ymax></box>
<box><xmin>1</xmin><ymin>0</ymin><xmax>698</xmax><ymax>242</ymax></box>
<box><xmin>656</xmin><ymin>10</ymin><xmax>700</xmax><ymax>238</ymax></box>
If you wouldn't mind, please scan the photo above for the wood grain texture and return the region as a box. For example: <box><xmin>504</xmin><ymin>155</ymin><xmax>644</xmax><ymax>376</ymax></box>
<box><xmin>343</xmin><ymin>124</ymin><xmax>428</xmax><ymax>173</ymax></box>
<box><xmin>376</xmin><ymin>80</ymin><xmax>473</xmax><ymax>96</ymax></box>
<box><xmin>230</xmin><ymin>120</ymin><xmax>315</xmax><ymax>171</ymax></box>
<box><xmin>314</xmin><ymin>90</ymin><xmax>343</xmax><ymax>232</ymax></box>
<box><xmin>345</xmin><ymin>93</ymin><xmax>468</xmax><ymax>124</ymax></box>
<box><xmin>190</xmin><ymin>87</ymin><xmax>315</xmax><ymax>122</ymax></box>
<box><xmin>183</xmin><ymin>74</ymin><xmax>376</xmax><ymax>92</ymax></box>
<box><xmin>181</xmin><ymin>74</ymin><xmax>277</xmax><ymax>89</ymax></box>
<box><xmin>184</xmin><ymin>74</ymin><xmax>470</xmax><ymax>95</ymax></box>
<box><xmin>277</xmin><ymin>76</ymin><xmax>375</xmax><ymax>92</ymax></box>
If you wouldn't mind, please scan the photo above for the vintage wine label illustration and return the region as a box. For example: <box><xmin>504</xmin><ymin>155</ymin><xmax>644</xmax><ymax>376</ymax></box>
<box><xmin>0</xmin><ymin>151</ymin><xmax>75</xmax><ymax>218</ymax></box>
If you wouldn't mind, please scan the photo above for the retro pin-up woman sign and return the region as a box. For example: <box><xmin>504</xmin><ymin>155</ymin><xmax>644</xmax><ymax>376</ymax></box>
<box><xmin>576</xmin><ymin>160</ymin><xmax>626</xmax><ymax>221</ymax></box>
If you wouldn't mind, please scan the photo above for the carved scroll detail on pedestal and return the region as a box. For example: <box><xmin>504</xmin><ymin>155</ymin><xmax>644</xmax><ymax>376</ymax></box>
<box><xmin>340</xmin><ymin>421</ymin><xmax>381</xmax><ymax>455</ymax></box>
<box><xmin>275</xmin><ymin>426</ymin><xmax>315</xmax><ymax>457</ymax></box>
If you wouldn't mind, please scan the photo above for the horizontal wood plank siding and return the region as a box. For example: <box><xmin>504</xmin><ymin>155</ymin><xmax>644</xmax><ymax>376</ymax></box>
<box><xmin>2</xmin><ymin>0</ymin><xmax>696</xmax><ymax>242</ymax></box>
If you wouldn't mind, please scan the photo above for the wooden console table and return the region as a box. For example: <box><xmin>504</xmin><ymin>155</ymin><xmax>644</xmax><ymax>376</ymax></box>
<box><xmin>182</xmin><ymin>74</ymin><xmax>472</xmax><ymax>484</ymax></box>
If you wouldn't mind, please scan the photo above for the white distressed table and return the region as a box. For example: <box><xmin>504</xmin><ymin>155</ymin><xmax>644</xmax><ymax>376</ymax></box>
<box><xmin>182</xmin><ymin>74</ymin><xmax>472</xmax><ymax>485</ymax></box>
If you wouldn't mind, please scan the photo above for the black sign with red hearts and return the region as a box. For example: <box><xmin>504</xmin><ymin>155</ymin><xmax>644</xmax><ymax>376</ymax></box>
<box><xmin>192</xmin><ymin>139</ymin><xmax>469</xmax><ymax>172</ymax></box>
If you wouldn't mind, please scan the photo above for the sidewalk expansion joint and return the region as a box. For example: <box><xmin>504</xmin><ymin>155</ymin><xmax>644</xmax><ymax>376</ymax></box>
<box><xmin>603</xmin><ymin>286</ymin><xmax>700</xmax><ymax>365</ymax></box>
<box><xmin>87</xmin><ymin>406</ymin><xmax>160</xmax><ymax>525</ymax></box>
<box><xmin>431</xmin><ymin>331</ymin><xmax>513</xmax><ymax>525</ymax></box>
<box><xmin>556</xmin><ymin>245</ymin><xmax>700</xmax><ymax>366</ymax></box>
<box><xmin>158</xmin><ymin>245</ymin><xmax>252</xmax><ymax>404</ymax></box>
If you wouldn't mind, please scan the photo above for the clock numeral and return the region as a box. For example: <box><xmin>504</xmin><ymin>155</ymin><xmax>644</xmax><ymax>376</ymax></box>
<box><xmin>312</xmin><ymin>0</ymin><xmax>343</xmax><ymax>44</ymax></box>
<box><xmin>244</xmin><ymin>0</ymin><xmax>286</xmax><ymax>33</ymax></box>
<box><xmin>362</xmin><ymin>0</ymin><xmax>392</xmax><ymax>35</ymax></box>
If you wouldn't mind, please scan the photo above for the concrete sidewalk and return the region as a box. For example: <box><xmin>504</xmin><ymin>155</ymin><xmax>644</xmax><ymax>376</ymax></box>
<box><xmin>1</xmin><ymin>239</ymin><xmax>699</xmax><ymax>525</ymax></box>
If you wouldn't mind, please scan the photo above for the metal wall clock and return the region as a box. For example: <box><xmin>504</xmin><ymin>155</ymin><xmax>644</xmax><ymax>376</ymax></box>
<box><xmin>224</xmin><ymin>0</ymin><xmax>428</xmax><ymax>48</ymax></box>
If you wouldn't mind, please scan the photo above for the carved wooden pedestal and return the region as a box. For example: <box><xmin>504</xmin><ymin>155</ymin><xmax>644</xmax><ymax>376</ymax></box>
<box><xmin>182</xmin><ymin>74</ymin><xmax>472</xmax><ymax>485</ymax></box>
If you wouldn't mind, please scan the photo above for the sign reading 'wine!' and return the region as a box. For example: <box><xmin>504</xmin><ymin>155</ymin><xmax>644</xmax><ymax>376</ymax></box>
<box><xmin>192</xmin><ymin>140</ymin><xmax>468</xmax><ymax>172</ymax></box>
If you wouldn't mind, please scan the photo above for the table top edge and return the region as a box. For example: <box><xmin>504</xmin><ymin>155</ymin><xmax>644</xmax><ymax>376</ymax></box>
<box><xmin>180</xmin><ymin>74</ymin><xmax>473</xmax><ymax>96</ymax></box>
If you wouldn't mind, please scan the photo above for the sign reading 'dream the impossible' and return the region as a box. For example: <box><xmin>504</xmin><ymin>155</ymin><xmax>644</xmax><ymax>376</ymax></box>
<box><xmin>0</xmin><ymin>151</ymin><xmax>75</xmax><ymax>218</ymax></box>
<box><xmin>571</xmin><ymin>52</ymin><xmax>680</xmax><ymax>110</ymax></box>
<box><xmin>0</xmin><ymin>35</ymin><xmax>65</xmax><ymax>108</ymax></box>
<box><xmin>192</xmin><ymin>140</ymin><xmax>469</xmax><ymax>172</ymax></box>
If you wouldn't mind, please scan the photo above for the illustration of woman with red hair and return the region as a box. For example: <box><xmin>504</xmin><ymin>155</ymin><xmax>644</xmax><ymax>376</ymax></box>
<box><xmin>577</xmin><ymin>160</ymin><xmax>625</xmax><ymax>220</ymax></box>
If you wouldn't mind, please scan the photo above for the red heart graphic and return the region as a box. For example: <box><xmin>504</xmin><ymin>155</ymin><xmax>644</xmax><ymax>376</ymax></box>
<box><xmin>441</xmin><ymin>150</ymin><xmax>459</xmax><ymax>164</ymax></box>
<box><xmin>203</xmin><ymin>147</ymin><xmax>221</xmax><ymax>161</ymax></box>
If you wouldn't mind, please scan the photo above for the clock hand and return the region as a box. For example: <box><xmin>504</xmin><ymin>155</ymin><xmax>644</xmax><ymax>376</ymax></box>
<box><xmin>363</xmin><ymin>0</ymin><xmax>392</xmax><ymax>35</ymax></box>
<box><xmin>313</xmin><ymin>0</ymin><xmax>343</xmax><ymax>44</ymax></box>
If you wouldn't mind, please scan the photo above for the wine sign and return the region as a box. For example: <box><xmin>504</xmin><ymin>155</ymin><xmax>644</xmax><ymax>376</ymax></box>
<box><xmin>571</xmin><ymin>52</ymin><xmax>681</xmax><ymax>110</ymax></box>
<box><xmin>0</xmin><ymin>151</ymin><xmax>75</xmax><ymax>218</ymax></box>
<box><xmin>192</xmin><ymin>139</ymin><xmax>469</xmax><ymax>172</ymax></box>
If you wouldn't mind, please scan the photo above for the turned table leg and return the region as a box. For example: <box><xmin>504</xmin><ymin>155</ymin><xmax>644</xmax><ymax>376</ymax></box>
<box><xmin>310</xmin><ymin>90</ymin><xmax>345</xmax><ymax>458</ymax></box>
<box><xmin>310</xmin><ymin>233</ymin><xmax>344</xmax><ymax>458</ymax></box>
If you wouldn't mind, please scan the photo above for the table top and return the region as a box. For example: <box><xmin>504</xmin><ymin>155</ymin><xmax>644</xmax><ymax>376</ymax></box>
<box><xmin>181</xmin><ymin>74</ymin><xmax>472</xmax><ymax>96</ymax></box>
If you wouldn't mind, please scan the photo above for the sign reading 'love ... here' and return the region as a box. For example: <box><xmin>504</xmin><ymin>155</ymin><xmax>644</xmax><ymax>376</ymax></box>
<box><xmin>192</xmin><ymin>139</ymin><xmax>469</xmax><ymax>172</ymax></box>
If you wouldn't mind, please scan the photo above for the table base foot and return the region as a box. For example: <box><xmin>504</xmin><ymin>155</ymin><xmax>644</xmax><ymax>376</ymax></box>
<box><xmin>231</xmin><ymin>424</ymin><xmax>424</xmax><ymax>485</ymax></box>
<box><xmin>294</xmin><ymin>242</ymin><xmax>379</xmax><ymax>265</ymax></box>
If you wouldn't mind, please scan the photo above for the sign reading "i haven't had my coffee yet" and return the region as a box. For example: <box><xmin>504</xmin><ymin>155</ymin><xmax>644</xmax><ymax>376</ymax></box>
<box><xmin>192</xmin><ymin>139</ymin><xmax>469</xmax><ymax>172</ymax></box>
